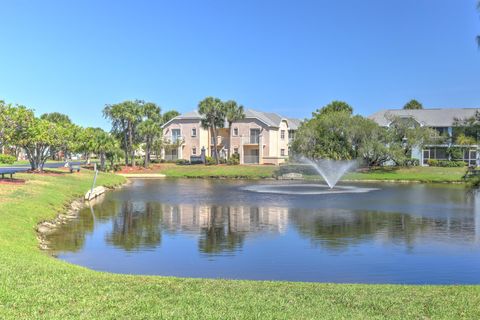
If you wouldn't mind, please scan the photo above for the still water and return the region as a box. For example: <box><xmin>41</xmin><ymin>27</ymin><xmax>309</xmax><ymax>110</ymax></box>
<box><xmin>46</xmin><ymin>179</ymin><xmax>480</xmax><ymax>284</ymax></box>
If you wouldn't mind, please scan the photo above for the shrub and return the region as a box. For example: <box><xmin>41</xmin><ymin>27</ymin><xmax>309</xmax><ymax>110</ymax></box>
<box><xmin>275</xmin><ymin>164</ymin><xmax>318</xmax><ymax>177</ymax></box>
<box><xmin>427</xmin><ymin>159</ymin><xmax>465</xmax><ymax>167</ymax></box>
<box><xmin>447</xmin><ymin>147</ymin><xmax>464</xmax><ymax>161</ymax></box>
<box><xmin>105</xmin><ymin>164</ymin><xmax>122</xmax><ymax>172</ymax></box>
<box><xmin>467</xmin><ymin>175</ymin><xmax>480</xmax><ymax>188</ymax></box>
<box><xmin>0</xmin><ymin>154</ymin><xmax>16</xmax><ymax>165</ymax></box>
<box><xmin>205</xmin><ymin>156</ymin><xmax>216</xmax><ymax>166</ymax></box>
<box><xmin>227</xmin><ymin>153</ymin><xmax>240</xmax><ymax>165</ymax></box>
<box><xmin>176</xmin><ymin>159</ymin><xmax>190</xmax><ymax>165</ymax></box>
<box><xmin>402</xmin><ymin>159</ymin><xmax>419</xmax><ymax>167</ymax></box>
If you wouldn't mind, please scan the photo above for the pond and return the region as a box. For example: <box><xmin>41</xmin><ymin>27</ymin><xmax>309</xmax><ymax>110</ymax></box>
<box><xmin>46</xmin><ymin>179</ymin><xmax>480</xmax><ymax>284</ymax></box>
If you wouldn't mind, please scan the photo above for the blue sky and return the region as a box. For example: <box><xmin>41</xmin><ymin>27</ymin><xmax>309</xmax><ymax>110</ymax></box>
<box><xmin>1</xmin><ymin>0</ymin><xmax>479</xmax><ymax>129</ymax></box>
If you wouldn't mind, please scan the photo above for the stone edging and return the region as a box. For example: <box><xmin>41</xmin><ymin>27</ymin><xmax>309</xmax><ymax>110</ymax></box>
<box><xmin>36</xmin><ymin>181</ymin><xmax>130</xmax><ymax>252</ymax></box>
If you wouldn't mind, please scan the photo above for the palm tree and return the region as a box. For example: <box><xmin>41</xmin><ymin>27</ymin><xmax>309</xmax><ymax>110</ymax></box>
<box><xmin>403</xmin><ymin>99</ymin><xmax>423</xmax><ymax>110</ymax></box>
<box><xmin>137</xmin><ymin>103</ymin><xmax>162</xmax><ymax>168</ymax></box>
<box><xmin>198</xmin><ymin>97</ymin><xmax>225</xmax><ymax>164</ymax></box>
<box><xmin>477</xmin><ymin>2</ymin><xmax>480</xmax><ymax>46</ymax></box>
<box><xmin>223</xmin><ymin>100</ymin><xmax>245</xmax><ymax>157</ymax></box>
<box><xmin>103</xmin><ymin>100</ymin><xmax>143</xmax><ymax>166</ymax></box>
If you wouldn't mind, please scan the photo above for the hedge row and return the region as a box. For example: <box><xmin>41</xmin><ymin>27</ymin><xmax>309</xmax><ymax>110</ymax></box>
<box><xmin>426</xmin><ymin>159</ymin><xmax>466</xmax><ymax>167</ymax></box>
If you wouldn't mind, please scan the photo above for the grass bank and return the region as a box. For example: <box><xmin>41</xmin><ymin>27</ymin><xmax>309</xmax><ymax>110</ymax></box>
<box><xmin>1</xmin><ymin>171</ymin><xmax>480</xmax><ymax>319</ymax></box>
<box><xmin>344</xmin><ymin>166</ymin><xmax>467</xmax><ymax>183</ymax></box>
<box><xmin>150</xmin><ymin>163</ymin><xmax>467</xmax><ymax>183</ymax></box>
<box><xmin>0</xmin><ymin>160</ymin><xmax>64</xmax><ymax>167</ymax></box>
<box><xmin>149</xmin><ymin>163</ymin><xmax>276</xmax><ymax>179</ymax></box>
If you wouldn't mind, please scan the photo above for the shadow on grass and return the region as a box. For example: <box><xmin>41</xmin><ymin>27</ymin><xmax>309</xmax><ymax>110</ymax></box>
<box><xmin>356</xmin><ymin>166</ymin><xmax>401</xmax><ymax>174</ymax></box>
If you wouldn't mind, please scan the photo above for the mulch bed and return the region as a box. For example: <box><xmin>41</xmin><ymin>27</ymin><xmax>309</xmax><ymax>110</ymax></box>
<box><xmin>0</xmin><ymin>178</ymin><xmax>26</xmax><ymax>185</ymax></box>
<box><xmin>25</xmin><ymin>169</ymin><xmax>69</xmax><ymax>175</ymax></box>
<box><xmin>116</xmin><ymin>164</ymin><xmax>164</xmax><ymax>174</ymax></box>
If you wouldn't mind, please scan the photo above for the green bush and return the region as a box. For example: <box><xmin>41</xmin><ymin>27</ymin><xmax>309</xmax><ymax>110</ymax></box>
<box><xmin>205</xmin><ymin>156</ymin><xmax>216</xmax><ymax>166</ymax></box>
<box><xmin>227</xmin><ymin>153</ymin><xmax>240</xmax><ymax>165</ymax></box>
<box><xmin>105</xmin><ymin>163</ymin><xmax>122</xmax><ymax>172</ymax></box>
<box><xmin>176</xmin><ymin>159</ymin><xmax>190</xmax><ymax>165</ymax></box>
<box><xmin>0</xmin><ymin>154</ymin><xmax>16</xmax><ymax>165</ymax></box>
<box><xmin>402</xmin><ymin>159</ymin><xmax>419</xmax><ymax>167</ymax></box>
<box><xmin>447</xmin><ymin>147</ymin><xmax>463</xmax><ymax>161</ymax></box>
<box><xmin>427</xmin><ymin>159</ymin><xmax>465</xmax><ymax>167</ymax></box>
<box><xmin>275</xmin><ymin>164</ymin><xmax>318</xmax><ymax>177</ymax></box>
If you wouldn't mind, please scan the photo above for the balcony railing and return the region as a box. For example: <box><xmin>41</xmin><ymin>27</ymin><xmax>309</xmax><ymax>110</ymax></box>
<box><xmin>164</xmin><ymin>135</ymin><xmax>185</xmax><ymax>145</ymax></box>
<box><xmin>241</xmin><ymin>135</ymin><xmax>260</xmax><ymax>145</ymax></box>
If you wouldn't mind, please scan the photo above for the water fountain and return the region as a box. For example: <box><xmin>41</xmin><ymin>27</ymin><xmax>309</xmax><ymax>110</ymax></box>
<box><xmin>299</xmin><ymin>157</ymin><xmax>357</xmax><ymax>189</ymax></box>
<box><xmin>242</xmin><ymin>157</ymin><xmax>378</xmax><ymax>195</ymax></box>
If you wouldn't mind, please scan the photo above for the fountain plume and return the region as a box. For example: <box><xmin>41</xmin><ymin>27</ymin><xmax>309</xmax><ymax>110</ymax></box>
<box><xmin>299</xmin><ymin>157</ymin><xmax>357</xmax><ymax>189</ymax></box>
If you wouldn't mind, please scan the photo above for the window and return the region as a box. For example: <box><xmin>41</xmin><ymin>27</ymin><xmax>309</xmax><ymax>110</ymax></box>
<box><xmin>281</xmin><ymin>130</ymin><xmax>285</xmax><ymax>140</ymax></box>
<box><xmin>233</xmin><ymin>128</ymin><xmax>239</xmax><ymax>136</ymax></box>
<box><xmin>281</xmin><ymin>148</ymin><xmax>285</xmax><ymax>156</ymax></box>
<box><xmin>192</xmin><ymin>147</ymin><xmax>197</xmax><ymax>155</ymax></box>
<box><xmin>191</xmin><ymin>128</ymin><xmax>197</xmax><ymax>137</ymax></box>
<box><xmin>172</xmin><ymin>129</ymin><xmax>181</xmax><ymax>143</ymax></box>
<box><xmin>234</xmin><ymin>148</ymin><xmax>239</xmax><ymax>154</ymax></box>
<box><xmin>250</xmin><ymin>129</ymin><xmax>260</xmax><ymax>144</ymax></box>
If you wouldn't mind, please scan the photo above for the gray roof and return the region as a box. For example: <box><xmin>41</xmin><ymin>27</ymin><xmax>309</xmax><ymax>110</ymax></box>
<box><xmin>286</xmin><ymin>117</ymin><xmax>302</xmax><ymax>130</ymax></box>
<box><xmin>369</xmin><ymin>108</ymin><xmax>480</xmax><ymax>127</ymax></box>
<box><xmin>164</xmin><ymin>108</ymin><xmax>302</xmax><ymax>129</ymax></box>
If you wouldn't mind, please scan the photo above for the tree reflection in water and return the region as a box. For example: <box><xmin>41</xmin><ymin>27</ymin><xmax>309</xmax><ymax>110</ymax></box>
<box><xmin>105</xmin><ymin>201</ymin><xmax>163</xmax><ymax>251</ymax></box>
<box><xmin>47</xmin><ymin>200</ymin><xmax>476</xmax><ymax>255</ymax></box>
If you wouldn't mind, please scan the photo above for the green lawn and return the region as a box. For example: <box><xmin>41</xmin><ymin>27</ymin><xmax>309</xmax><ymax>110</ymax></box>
<box><xmin>1</xmin><ymin>171</ymin><xmax>480</xmax><ymax>318</ymax></box>
<box><xmin>153</xmin><ymin>163</ymin><xmax>468</xmax><ymax>183</ymax></box>
<box><xmin>153</xmin><ymin>163</ymin><xmax>277</xmax><ymax>179</ymax></box>
<box><xmin>344</xmin><ymin>166</ymin><xmax>467</xmax><ymax>183</ymax></box>
<box><xmin>0</xmin><ymin>160</ymin><xmax>65</xmax><ymax>167</ymax></box>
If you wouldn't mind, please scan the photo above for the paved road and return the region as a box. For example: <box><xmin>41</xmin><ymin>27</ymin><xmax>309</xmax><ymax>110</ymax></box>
<box><xmin>0</xmin><ymin>161</ymin><xmax>85</xmax><ymax>174</ymax></box>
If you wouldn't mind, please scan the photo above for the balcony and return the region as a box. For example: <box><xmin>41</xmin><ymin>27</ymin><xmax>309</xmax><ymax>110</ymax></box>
<box><xmin>241</xmin><ymin>135</ymin><xmax>260</xmax><ymax>145</ymax></box>
<box><xmin>164</xmin><ymin>135</ymin><xmax>185</xmax><ymax>145</ymax></box>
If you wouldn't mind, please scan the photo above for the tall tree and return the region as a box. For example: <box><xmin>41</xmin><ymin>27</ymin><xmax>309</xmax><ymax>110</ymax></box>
<box><xmin>386</xmin><ymin>115</ymin><xmax>439</xmax><ymax>165</ymax></box>
<box><xmin>103</xmin><ymin>100</ymin><xmax>143</xmax><ymax>166</ymax></box>
<box><xmin>93</xmin><ymin>129</ymin><xmax>118</xmax><ymax>171</ymax></box>
<box><xmin>0</xmin><ymin>104</ymin><xmax>65</xmax><ymax>171</ymax></box>
<box><xmin>137</xmin><ymin>103</ymin><xmax>163</xmax><ymax>167</ymax></box>
<box><xmin>198</xmin><ymin>97</ymin><xmax>225</xmax><ymax>164</ymax></box>
<box><xmin>223</xmin><ymin>100</ymin><xmax>245</xmax><ymax>156</ymax></box>
<box><xmin>40</xmin><ymin>112</ymin><xmax>74</xmax><ymax>160</ymax></box>
<box><xmin>477</xmin><ymin>1</ymin><xmax>480</xmax><ymax>46</ymax></box>
<box><xmin>40</xmin><ymin>112</ymin><xmax>72</xmax><ymax>124</ymax></box>
<box><xmin>162</xmin><ymin>110</ymin><xmax>180</xmax><ymax>123</ymax></box>
<box><xmin>313</xmin><ymin>101</ymin><xmax>353</xmax><ymax>117</ymax></box>
<box><xmin>403</xmin><ymin>99</ymin><xmax>423</xmax><ymax>110</ymax></box>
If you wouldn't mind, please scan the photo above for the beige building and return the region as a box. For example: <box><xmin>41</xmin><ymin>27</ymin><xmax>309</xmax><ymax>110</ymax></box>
<box><xmin>161</xmin><ymin>109</ymin><xmax>301</xmax><ymax>165</ymax></box>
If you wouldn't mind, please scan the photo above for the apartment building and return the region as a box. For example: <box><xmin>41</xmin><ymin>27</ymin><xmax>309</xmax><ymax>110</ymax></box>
<box><xmin>369</xmin><ymin>108</ymin><xmax>479</xmax><ymax>166</ymax></box>
<box><xmin>161</xmin><ymin>109</ymin><xmax>301</xmax><ymax>165</ymax></box>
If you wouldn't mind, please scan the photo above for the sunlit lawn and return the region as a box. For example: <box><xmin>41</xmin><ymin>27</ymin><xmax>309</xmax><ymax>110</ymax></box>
<box><xmin>344</xmin><ymin>166</ymin><xmax>467</xmax><ymax>183</ymax></box>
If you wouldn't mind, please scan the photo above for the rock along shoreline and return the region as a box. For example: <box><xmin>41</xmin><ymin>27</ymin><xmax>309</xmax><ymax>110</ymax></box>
<box><xmin>36</xmin><ymin>180</ymin><xmax>130</xmax><ymax>253</ymax></box>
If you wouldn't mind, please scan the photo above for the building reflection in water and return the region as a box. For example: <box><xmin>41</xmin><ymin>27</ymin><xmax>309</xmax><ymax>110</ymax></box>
<box><xmin>161</xmin><ymin>204</ymin><xmax>288</xmax><ymax>254</ymax></box>
<box><xmin>46</xmin><ymin>191</ymin><xmax>480</xmax><ymax>255</ymax></box>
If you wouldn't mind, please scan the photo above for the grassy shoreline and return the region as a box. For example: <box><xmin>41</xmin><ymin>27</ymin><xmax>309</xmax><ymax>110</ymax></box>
<box><xmin>1</xmin><ymin>171</ymin><xmax>480</xmax><ymax>319</ymax></box>
<box><xmin>136</xmin><ymin>163</ymin><xmax>468</xmax><ymax>183</ymax></box>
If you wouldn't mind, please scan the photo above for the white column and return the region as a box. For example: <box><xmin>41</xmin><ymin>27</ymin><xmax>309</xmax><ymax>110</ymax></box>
<box><xmin>259</xmin><ymin>135</ymin><xmax>264</xmax><ymax>164</ymax></box>
<box><xmin>240</xmin><ymin>135</ymin><xmax>245</xmax><ymax>164</ymax></box>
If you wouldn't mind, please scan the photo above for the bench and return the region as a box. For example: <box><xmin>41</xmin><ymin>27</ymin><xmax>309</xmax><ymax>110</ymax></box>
<box><xmin>69</xmin><ymin>165</ymin><xmax>81</xmax><ymax>173</ymax></box>
<box><xmin>0</xmin><ymin>168</ymin><xmax>17</xmax><ymax>179</ymax></box>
